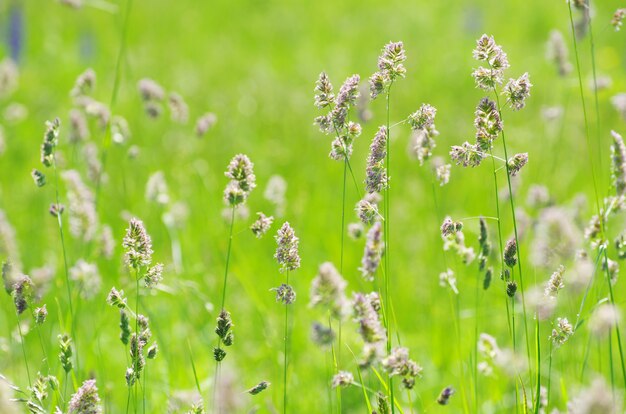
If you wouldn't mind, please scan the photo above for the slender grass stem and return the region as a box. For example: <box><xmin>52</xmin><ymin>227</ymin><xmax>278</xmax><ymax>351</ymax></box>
<box><xmin>534</xmin><ymin>318</ymin><xmax>540</xmax><ymax>414</ymax></box>
<box><xmin>566</xmin><ymin>2</ymin><xmax>602</xmax><ymax>220</ymax></box>
<box><xmin>493</xmin><ymin>92</ymin><xmax>532</xmax><ymax>390</ymax></box>
<box><xmin>340</xmin><ymin>158</ymin><xmax>347</xmax><ymax>274</ymax></box>
<box><xmin>603</xmin><ymin>249</ymin><xmax>626</xmax><ymax>385</ymax></box>
<box><xmin>329</xmin><ymin>315</ymin><xmax>342</xmax><ymax>414</ymax></box>
<box><xmin>142</xmin><ymin>363</ymin><xmax>147</xmax><ymax>414</ymax></box>
<box><xmin>125</xmin><ymin>386</ymin><xmax>131</xmax><ymax>414</ymax></box>
<box><xmin>95</xmin><ymin>0</ymin><xmax>133</xmax><ymax>207</ymax></box>
<box><xmin>345</xmin><ymin>158</ymin><xmax>362</xmax><ymax>198</ymax></box>
<box><xmin>52</xmin><ymin>156</ymin><xmax>78</xmax><ymax>375</ymax></box>
<box><xmin>219</xmin><ymin>207</ymin><xmax>236</xmax><ymax>311</ymax></box>
<box><xmin>546</xmin><ymin>341</ymin><xmax>552</xmax><ymax>408</ymax></box>
<box><xmin>213</xmin><ymin>206</ymin><xmax>236</xmax><ymax>413</ymax></box>
<box><xmin>15</xmin><ymin>312</ymin><xmax>31</xmax><ymax>387</ymax></box>
<box><xmin>35</xmin><ymin>324</ymin><xmax>48</xmax><ymax>374</ymax></box>
<box><xmin>567</xmin><ymin>0</ymin><xmax>626</xmax><ymax>387</ymax></box>
<box><xmin>488</xmin><ymin>148</ymin><xmax>518</xmax><ymax>409</ymax></box>
<box><xmin>383</xmin><ymin>82</ymin><xmax>395</xmax><ymax>414</ymax></box>
<box><xmin>333</xmin><ymin>157</ymin><xmax>348</xmax><ymax>413</ymax></box>
<box><xmin>609</xmin><ymin>327</ymin><xmax>615</xmax><ymax>401</ymax></box>
<box><xmin>326</xmin><ymin>350</ymin><xmax>333</xmax><ymax>414</ymax></box>
<box><xmin>63</xmin><ymin>372</ymin><xmax>69</xmax><ymax>408</ymax></box>
<box><xmin>283</xmin><ymin>272</ymin><xmax>290</xmax><ymax>414</ymax></box>
<box><xmin>134</xmin><ymin>274</ymin><xmax>140</xmax><ymax>414</ymax></box>
<box><xmin>448</xmin><ymin>288</ymin><xmax>469</xmax><ymax>414</ymax></box>
<box><xmin>474</xmin><ymin>269</ymin><xmax>479</xmax><ymax>413</ymax></box>
<box><xmin>347</xmin><ymin>345</ymin><xmax>372</xmax><ymax>412</ymax></box>
<box><xmin>187</xmin><ymin>340</ymin><xmax>203</xmax><ymax>398</ymax></box>
<box><xmin>581</xmin><ymin>330</ymin><xmax>595</xmax><ymax>381</ymax></box>
<box><xmin>587</xmin><ymin>11</ymin><xmax>603</xmax><ymax>176</ymax></box>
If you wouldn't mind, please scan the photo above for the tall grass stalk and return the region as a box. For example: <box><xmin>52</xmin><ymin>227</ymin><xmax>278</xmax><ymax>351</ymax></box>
<box><xmin>609</xmin><ymin>328</ymin><xmax>615</xmax><ymax>400</ymax></box>
<box><xmin>347</xmin><ymin>345</ymin><xmax>373</xmax><ymax>412</ymax></box>
<box><xmin>567</xmin><ymin>0</ymin><xmax>626</xmax><ymax>387</ymax></box>
<box><xmin>493</xmin><ymin>92</ymin><xmax>532</xmax><ymax>389</ymax></box>
<box><xmin>383</xmin><ymin>82</ymin><xmax>396</xmax><ymax>414</ymax></box>
<box><xmin>187</xmin><ymin>340</ymin><xmax>204</xmax><ymax>406</ymax></box>
<box><xmin>14</xmin><ymin>311</ymin><xmax>31</xmax><ymax>387</ymax></box>
<box><xmin>450</xmin><ymin>288</ymin><xmax>470</xmax><ymax>414</ymax></box>
<box><xmin>134</xmin><ymin>274</ymin><xmax>140</xmax><ymax>414</ymax></box>
<box><xmin>546</xmin><ymin>341</ymin><xmax>552</xmax><ymax>407</ymax></box>
<box><xmin>283</xmin><ymin>272</ymin><xmax>291</xmax><ymax>414</ymax></box>
<box><xmin>473</xmin><ymin>268</ymin><xmax>480</xmax><ymax>413</ymax></box>
<box><xmin>213</xmin><ymin>206</ymin><xmax>236</xmax><ymax>411</ymax></box>
<box><xmin>52</xmin><ymin>155</ymin><xmax>78</xmax><ymax>375</ymax></box>
<box><xmin>329</xmin><ymin>315</ymin><xmax>341</xmax><ymax>413</ymax></box>
<box><xmin>35</xmin><ymin>323</ymin><xmax>49</xmax><ymax>374</ymax></box>
<box><xmin>331</xmin><ymin>154</ymin><xmax>348</xmax><ymax>413</ymax></box>
<box><xmin>587</xmin><ymin>11</ymin><xmax>603</xmax><ymax>176</ymax></box>
<box><xmin>95</xmin><ymin>0</ymin><xmax>133</xmax><ymax>207</ymax></box>
<box><xmin>488</xmin><ymin>148</ymin><xmax>518</xmax><ymax>410</ymax></box>
<box><xmin>534</xmin><ymin>318</ymin><xmax>540</xmax><ymax>414</ymax></box>
<box><xmin>328</xmin><ymin>316</ymin><xmax>336</xmax><ymax>413</ymax></box>
<box><xmin>488</xmin><ymin>150</ymin><xmax>514</xmax><ymax>346</ymax></box>
<box><xmin>431</xmin><ymin>169</ymin><xmax>473</xmax><ymax>412</ymax></box>
<box><xmin>340</xmin><ymin>159</ymin><xmax>347</xmax><ymax>274</ymax></box>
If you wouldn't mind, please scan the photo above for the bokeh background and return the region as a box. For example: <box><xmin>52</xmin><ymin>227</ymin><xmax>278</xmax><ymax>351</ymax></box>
<box><xmin>1</xmin><ymin>0</ymin><xmax>626</xmax><ymax>412</ymax></box>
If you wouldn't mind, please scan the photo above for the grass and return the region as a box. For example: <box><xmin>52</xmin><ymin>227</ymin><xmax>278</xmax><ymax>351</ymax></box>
<box><xmin>1</xmin><ymin>0</ymin><xmax>626</xmax><ymax>412</ymax></box>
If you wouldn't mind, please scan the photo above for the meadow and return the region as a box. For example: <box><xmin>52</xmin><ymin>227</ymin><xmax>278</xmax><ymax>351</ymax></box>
<box><xmin>0</xmin><ymin>0</ymin><xmax>626</xmax><ymax>412</ymax></box>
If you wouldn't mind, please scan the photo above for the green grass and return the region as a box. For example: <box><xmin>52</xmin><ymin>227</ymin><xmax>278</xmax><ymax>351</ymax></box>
<box><xmin>1</xmin><ymin>0</ymin><xmax>626</xmax><ymax>412</ymax></box>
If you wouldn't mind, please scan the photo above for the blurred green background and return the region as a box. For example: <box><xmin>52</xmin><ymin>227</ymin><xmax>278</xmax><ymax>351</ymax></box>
<box><xmin>0</xmin><ymin>0</ymin><xmax>626</xmax><ymax>412</ymax></box>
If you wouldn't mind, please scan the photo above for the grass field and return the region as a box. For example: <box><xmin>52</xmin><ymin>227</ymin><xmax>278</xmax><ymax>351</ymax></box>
<box><xmin>1</xmin><ymin>0</ymin><xmax>626</xmax><ymax>412</ymax></box>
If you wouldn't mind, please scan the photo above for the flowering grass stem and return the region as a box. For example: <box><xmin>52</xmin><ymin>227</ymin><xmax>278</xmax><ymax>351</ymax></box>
<box><xmin>567</xmin><ymin>0</ymin><xmax>626</xmax><ymax>387</ymax></box>
<box><xmin>283</xmin><ymin>272</ymin><xmax>290</xmax><ymax>414</ymax></box>
<box><xmin>96</xmin><ymin>0</ymin><xmax>133</xmax><ymax>207</ymax></box>
<box><xmin>494</xmin><ymin>92</ymin><xmax>532</xmax><ymax>385</ymax></box>
<box><xmin>384</xmin><ymin>84</ymin><xmax>396</xmax><ymax>414</ymax></box>
<box><xmin>52</xmin><ymin>156</ymin><xmax>78</xmax><ymax>375</ymax></box>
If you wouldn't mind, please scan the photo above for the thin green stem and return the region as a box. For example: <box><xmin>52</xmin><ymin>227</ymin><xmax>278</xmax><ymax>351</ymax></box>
<box><xmin>547</xmin><ymin>341</ymin><xmax>552</xmax><ymax>408</ymax></box>
<box><xmin>567</xmin><ymin>1</ymin><xmax>602</xmax><ymax>223</ymax></box>
<box><xmin>604</xmin><ymin>249</ymin><xmax>626</xmax><ymax>385</ymax></box>
<box><xmin>214</xmin><ymin>206</ymin><xmax>236</xmax><ymax>413</ymax></box>
<box><xmin>488</xmin><ymin>150</ymin><xmax>514</xmax><ymax>344</ymax></box>
<box><xmin>340</xmin><ymin>158</ymin><xmax>347</xmax><ymax>274</ymax></box>
<box><xmin>580</xmin><ymin>331</ymin><xmax>593</xmax><ymax>381</ymax></box>
<box><xmin>493</xmin><ymin>91</ymin><xmax>532</xmax><ymax>395</ymax></box>
<box><xmin>52</xmin><ymin>156</ymin><xmax>78</xmax><ymax>375</ymax></box>
<box><xmin>35</xmin><ymin>324</ymin><xmax>49</xmax><ymax>374</ymax></box>
<box><xmin>384</xmin><ymin>84</ymin><xmax>395</xmax><ymax>414</ymax></box>
<box><xmin>63</xmin><ymin>372</ymin><xmax>68</xmax><ymax>408</ymax></box>
<box><xmin>329</xmin><ymin>315</ymin><xmax>341</xmax><ymax>414</ymax></box>
<box><xmin>326</xmin><ymin>350</ymin><xmax>333</xmax><ymax>414</ymax></box>
<box><xmin>449</xmin><ymin>290</ymin><xmax>469</xmax><ymax>414</ymax></box>
<box><xmin>567</xmin><ymin>1</ymin><xmax>626</xmax><ymax>386</ymax></box>
<box><xmin>347</xmin><ymin>344</ymin><xmax>372</xmax><ymax>412</ymax></box>
<box><xmin>15</xmin><ymin>312</ymin><xmax>31</xmax><ymax>387</ymax></box>
<box><xmin>95</xmin><ymin>0</ymin><xmax>134</xmax><ymax>208</ymax></box>
<box><xmin>474</xmin><ymin>269</ymin><xmax>479</xmax><ymax>413</ymax></box>
<box><xmin>134</xmin><ymin>274</ymin><xmax>140</xmax><ymax>414</ymax></box>
<box><xmin>345</xmin><ymin>158</ymin><xmax>362</xmax><ymax>198</ymax></box>
<box><xmin>490</xmin><ymin>146</ymin><xmax>518</xmax><ymax>408</ymax></box>
<box><xmin>574</xmin><ymin>250</ymin><xmax>603</xmax><ymax>332</ymax></box>
<box><xmin>219</xmin><ymin>207</ymin><xmax>236</xmax><ymax>311</ymax></box>
<box><xmin>283</xmin><ymin>272</ymin><xmax>290</xmax><ymax>414</ymax></box>
<box><xmin>609</xmin><ymin>327</ymin><xmax>615</xmax><ymax>401</ymax></box>
<box><xmin>588</xmin><ymin>11</ymin><xmax>603</xmax><ymax>176</ymax></box>
<box><xmin>534</xmin><ymin>318</ymin><xmax>540</xmax><ymax>414</ymax></box>
<box><xmin>142</xmin><ymin>363</ymin><xmax>146</xmax><ymax>414</ymax></box>
<box><xmin>126</xmin><ymin>387</ymin><xmax>131</xmax><ymax>414</ymax></box>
